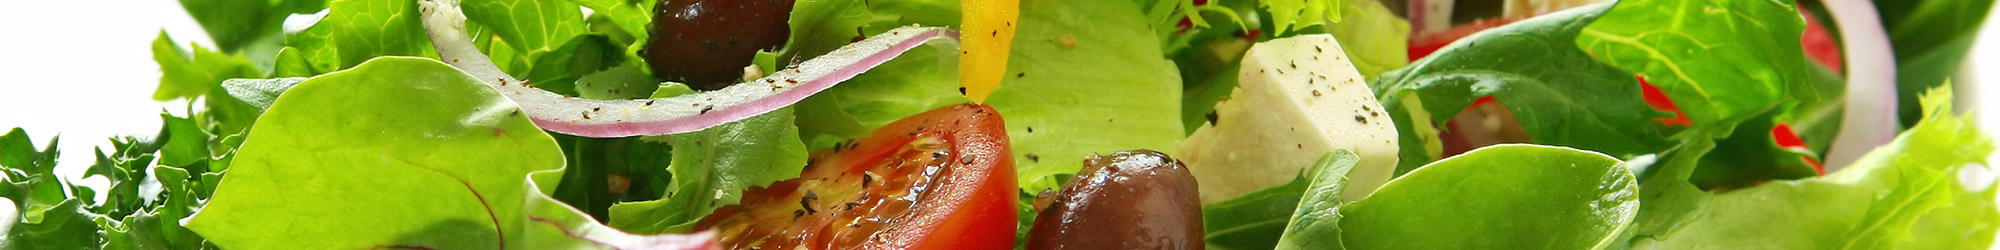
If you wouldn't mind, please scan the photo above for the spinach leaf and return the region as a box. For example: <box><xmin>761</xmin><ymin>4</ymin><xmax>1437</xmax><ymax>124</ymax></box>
<box><xmin>1373</xmin><ymin>3</ymin><xmax>1672</xmax><ymax>175</ymax></box>
<box><xmin>1201</xmin><ymin>170</ymin><xmax>1310</xmax><ymax>250</ymax></box>
<box><xmin>1877</xmin><ymin>0</ymin><xmax>1994</xmax><ymax>125</ymax></box>
<box><xmin>1338</xmin><ymin>144</ymin><xmax>1639</xmax><ymax>249</ymax></box>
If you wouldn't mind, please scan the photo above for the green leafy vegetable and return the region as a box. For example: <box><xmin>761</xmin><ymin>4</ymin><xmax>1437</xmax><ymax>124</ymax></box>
<box><xmin>322</xmin><ymin>0</ymin><xmax>440</xmax><ymax>69</ymax></box>
<box><xmin>151</xmin><ymin>32</ymin><xmax>263</xmax><ymax>101</ymax></box>
<box><xmin>606</xmin><ymin>108</ymin><xmax>809</xmax><ymax>234</ymax></box>
<box><xmin>1260</xmin><ymin>0</ymin><xmax>1341</xmax><ymax>35</ymax></box>
<box><xmin>1273</xmin><ymin>151</ymin><xmax>1360</xmax><ymax>250</ymax></box>
<box><xmin>1319</xmin><ymin>0</ymin><xmax>1407</xmax><ymax>78</ymax></box>
<box><xmin>1201</xmin><ymin>170</ymin><xmax>1310</xmax><ymax>250</ymax></box>
<box><xmin>796</xmin><ymin>43</ymin><xmax>969</xmax><ymax>147</ymax></box>
<box><xmin>175</xmin><ymin>0</ymin><xmax>324</xmax><ymax>54</ymax></box>
<box><xmin>984</xmin><ymin>0</ymin><xmax>1186</xmax><ymax>193</ymax></box>
<box><xmin>1338</xmin><ymin>144</ymin><xmax>1638</xmax><ymax>249</ymax></box>
<box><xmin>1576</xmin><ymin>0</ymin><xmax>1812</xmax><ymax>126</ymax></box>
<box><xmin>4</xmin><ymin>115</ymin><xmax>232</xmax><ymax>249</ymax></box>
<box><xmin>780</xmin><ymin>0</ymin><xmax>874</xmax><ymax>61</ymax></box>
<box><xmin>462</xmin><ymin>0</ymin><xmax>587</xmax><ymax>60</ymax></box>
<box><xmin>186</xmin><ymin>57</ymin><xmax>706</xmax><ymax>249</ymax></box>
<box><xmin>1631</xmin><ymin>87</ymin><xmax>1996</xmax><ymax>249</ymax></box>
<box><xmin>526</xmin><ymin>34</ymin><xmax>635</xmax><ymax>97</ymax></box>
<box><xmin>1373</xmin><ymin>3</ymin><xmax>1672</xmax><ymax>174</ymax></box>
<box><xmin>1877</xmin><ymin>0</ymin><xmax>1994</xmax><ymax>125</ymax></box>
<box><xmin>568</xmin><ymin>0</ymin><xmax>655</xmax><ymax>43</ymax></box>
<box><xmin>185</xmin><ymin>57</ymin><xmax>565</xmax><ymax>249</ymax></box>
<box><xmin>220</xmin><ymin>78</ymin><xmax>309</xmax><ymax>111</ymax></box>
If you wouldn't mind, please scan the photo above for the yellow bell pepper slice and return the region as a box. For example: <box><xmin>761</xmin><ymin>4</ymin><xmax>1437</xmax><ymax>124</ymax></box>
<box><xmin>959</xmin><ymin>0</ymin><xmax>1019</xmax><ymax>103</ymax></box>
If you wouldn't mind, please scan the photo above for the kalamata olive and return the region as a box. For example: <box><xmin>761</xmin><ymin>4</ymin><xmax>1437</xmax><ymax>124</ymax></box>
<box><xmin>1028</xmin><ymin>150</ymin><xmax>1204</xmax><ymax>250</ymax></box>
<box><xmin>646</xmin><ymin>0</ymin><xmax>794</xmax><ymax>91</ymax></box>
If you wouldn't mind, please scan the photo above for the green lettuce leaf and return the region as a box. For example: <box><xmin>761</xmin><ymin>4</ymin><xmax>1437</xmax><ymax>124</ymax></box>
<box><xmin>985</xmin><ymin>0</ymin><xmax>1185</xmax><ymax>193</ymax></box>
<box><xmin>780</xmin><ymin>0</ymin><xmax>873</xmax><ymax>61</ymax></box>
<box><xmin>569</xmin><ymin>0</ymin><xmax>655</xmax><ymax>44</ymax></box>
<box><xmin>1576</xmin><ymin>0</ymin><xmax>1811</xmax><ymax>126</ymax></box>
<box><xmin>784</xmin><ymin>0</ymin><xmax>967</xmax><ymax>151</ymax></box>
<box><xmin>1261</xmin><ymin>0</ymin><xmax>1340</xmax><ymax>36</ymax></box>
<box><xmin>185</xmin><ymin>57</ymin><xmax>564</xmax><ymax>249</ymax></box>
<box><xmin>1631</xmin><ymin>87</ymin><xmax>1996</xmax><ymax>249</ymax></box>
<box><xmin>282</xmin><ymin>11</ymin><xmax>342</xmax><ymax>75</ymax></box>
<box><xmin>1337</xmin><ymin>144</ymin><xmax>1638</xmax><ymax>249</ymax></box>
<box><xmin>1373</xmin><ymin>3</ymin><xmax>1672</xmax><ymax>174</ymax></box>
<box><xmin>151</xmin><ymin>32</ymin><xmax>263</xmax><ymax>101</ymax></box>
<box><xmin>175</xmin><ymin>0</ymin><xmax>323</xmax><ymax>55</ymax></box>
<box><xmin>1320</xmin><ymin>0</ymin><xmax>1407</xmax><ymax>78</ymax></box>
<box><xmin>526</xmin><ymin>34</ymin><xmax>635</xmax><ymax>97</ymax></box>
<box><xmin>1900</xmin><ymin>163</ymin><xmax>2000</xmax><ymax>249</ymax></box>
<box><xmin>795</xmin><ymin>42</ymin><xmax>969</xmax><ymax>148</ymax></box>
<box><xmin>322</xmin><ymin>0</ymin><xmax>439</xmax><ymax>69</ymax></box>
<box><xmin>185</xmin><ymin>57</ymin><xmax>703</xmax><ymax>249</ymax></box>
<box><xmin>864</xmin><ymin>0</ymin><xmax>960</xmax><ymax>34</ymax></box>
<box><xmin>606</xmin><ymin>108</ymin><xmax>809</xmax><ymax>234</ymax></box>
<box><xmin>462</xmin><ymin>0</ymin><xmax>587</xmax><ymax>60</ymax></box>
<box><xmin>4</xmin><ymin>115</ymin><xmax>234</xmax><ymax>249</ymax></box>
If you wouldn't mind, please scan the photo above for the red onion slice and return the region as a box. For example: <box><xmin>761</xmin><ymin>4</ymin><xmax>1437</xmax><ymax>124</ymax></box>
<box><xmin>1820</xmin><ymin>0</ymin><xmax>1898</xmax><ymax>170</ymax></box>
<box><xmin>420</xmin><ymin>0</ymin><xmax>959</xmax><ymax>137</ymax></box>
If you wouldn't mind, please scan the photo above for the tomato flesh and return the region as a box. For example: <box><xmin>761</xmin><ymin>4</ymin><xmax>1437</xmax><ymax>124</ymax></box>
<box><xmin>696</xmin><ymin>103</ymin><xmax>1017</xmax><ymax>250</ymax></box>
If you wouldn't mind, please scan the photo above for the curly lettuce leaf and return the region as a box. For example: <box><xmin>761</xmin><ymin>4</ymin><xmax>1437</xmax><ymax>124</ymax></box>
<box><xmin>151</xmin><ymin>32</ymin><xmax>263</xmax><ymax>102</ymax></box>
<box><xmin>1630</xmin><ymin>87</ymin><xmax>1996</xmax><ymax>249</ymax></box>
<box><xmin>1373</xmin><ymin>3</ymin><xmax>1673</xmax><ymax>174</ymax></box>
<box><xmin>985</xmin><ymin>0</ymin><xmax>1185</xmax><ymax>193</ymax></box>
<box><xmin>3</xmin><ymin>116</ymin><xmax>233</xmax><ymax>249</ymax></box>
<box><xmin>1261</xmin><ymin>0</ymin><xmax>1341</xmax><ymax>36</ymax></box>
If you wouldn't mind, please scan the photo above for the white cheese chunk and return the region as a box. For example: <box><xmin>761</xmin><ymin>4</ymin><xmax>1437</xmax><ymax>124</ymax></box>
<box><xmin>1181</xmin><ymin>34</ymin><xmax>1400</xmax><ymax>203</ymax></box>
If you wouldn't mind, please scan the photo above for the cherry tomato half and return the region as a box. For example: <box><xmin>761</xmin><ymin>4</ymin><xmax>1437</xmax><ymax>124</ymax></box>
<box><xmin>696</xmin><ymin>103</ymin><xmax>1018</xmax><ymax>250</ymax></box>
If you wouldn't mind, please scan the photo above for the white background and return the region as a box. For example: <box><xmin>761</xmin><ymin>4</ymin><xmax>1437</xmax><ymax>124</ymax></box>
<box><xmin>0</xmin><ymin>0</ymin><xmax>1997</xmax><ymax>240</ymax></box>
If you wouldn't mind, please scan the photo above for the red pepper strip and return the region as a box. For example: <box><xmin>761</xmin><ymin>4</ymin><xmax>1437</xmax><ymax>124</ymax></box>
<box><xmin>1636</xmin><ymin>76</ymin><xmax>1693</xmax><ymax>127</ymax></box>
<box><xmin>1771</xmin><ymin>123</ymin><xmax>1826</xmax><ymax>175</ymax></box>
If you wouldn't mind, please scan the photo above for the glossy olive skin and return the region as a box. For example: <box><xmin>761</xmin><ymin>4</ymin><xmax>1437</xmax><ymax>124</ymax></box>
<box><xmin>646</xmin><ymin>0</ymin><xmax>794</xmax><ymax>90</ymax></box>
<box><xmin>1028</xmin><ymin>150</ymin><xmax>1204</xmax><ymax>250</ymax></box>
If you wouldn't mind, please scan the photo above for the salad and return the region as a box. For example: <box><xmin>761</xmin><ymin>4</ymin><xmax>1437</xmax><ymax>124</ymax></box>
<box><xmin>0</xmin><ymin>0</ymin><xmax>1994</xmax><ymax>248</ymax></box>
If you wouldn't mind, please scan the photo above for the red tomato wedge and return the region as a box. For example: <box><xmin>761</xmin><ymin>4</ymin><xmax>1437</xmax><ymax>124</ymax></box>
<box><xmin>695</xmin><ymin>103</ymin><xmax>1018</xmax><ymax>250</ymax></box>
